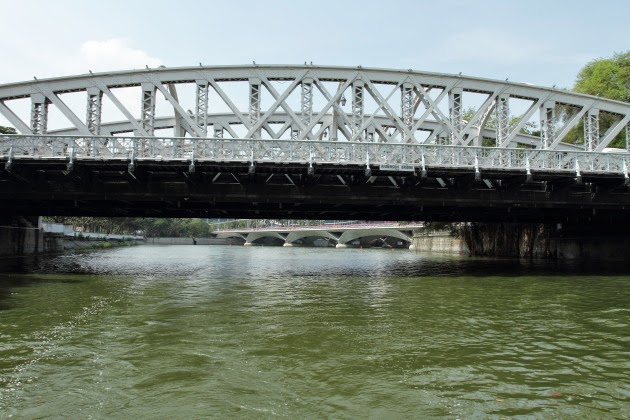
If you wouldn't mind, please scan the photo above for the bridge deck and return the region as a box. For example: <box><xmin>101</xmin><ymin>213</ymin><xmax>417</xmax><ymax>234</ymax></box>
<box><xmin>1</xmin><ymin>136</ymin><xmax>630</xmax><ymax>224</ymax></box>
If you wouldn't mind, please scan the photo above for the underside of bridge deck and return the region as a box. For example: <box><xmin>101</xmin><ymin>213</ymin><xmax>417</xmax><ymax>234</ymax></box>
<box><xmin>2</xmin><ymin>159</ymin><xmax>630</xmax><ymax>225</ymax></box>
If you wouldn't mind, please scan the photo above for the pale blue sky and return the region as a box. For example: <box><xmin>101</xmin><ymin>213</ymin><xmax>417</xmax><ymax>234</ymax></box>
<box><xmin>0</xmin><ymin>0</ymin><xmax>628</xmax><ymax>89</ymax></box>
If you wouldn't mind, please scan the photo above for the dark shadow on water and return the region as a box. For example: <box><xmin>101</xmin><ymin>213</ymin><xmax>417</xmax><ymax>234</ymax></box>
<box><xmin>280</xmin><ymin>254</ymin><xmax>630</xmax><ymax>279</ymax></box>
<box><xmin>0</xmin><ymin>255</ymin><xmax>87</xmax><ymax>311</ymax></box>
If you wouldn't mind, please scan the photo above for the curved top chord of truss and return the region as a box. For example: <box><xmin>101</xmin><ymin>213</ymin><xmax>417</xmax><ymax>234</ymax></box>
<box><xmin>0</xmin><ymin>65</ymin><xmax>629</xmax><ymax>152</ymax></box>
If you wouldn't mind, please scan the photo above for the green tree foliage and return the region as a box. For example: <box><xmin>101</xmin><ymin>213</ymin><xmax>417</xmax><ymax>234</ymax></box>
<box><xmin>574</xmin><ymin>51</ymin><xmax>630</xmax><ymax>102</ymax></box>
<box><xmin>43</xmin><ymin>216</ymin><xmax>210</xmax><ymax>238</ymax></box>
<box><xmin>0</xmin><ymin>125</ymin><xmax>17</xmax><ymax>134</ymax></box>
<box><xmin>565</xmin><ymin>51</ymin><xmax>630</xmax><ymax>148</ymax></box>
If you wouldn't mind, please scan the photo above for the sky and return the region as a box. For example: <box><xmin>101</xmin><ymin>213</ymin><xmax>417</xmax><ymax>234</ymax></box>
<box><xmin>0</xmin><ymin>0</ymin><xmax>628</xmax><ymax>89</ymax></box>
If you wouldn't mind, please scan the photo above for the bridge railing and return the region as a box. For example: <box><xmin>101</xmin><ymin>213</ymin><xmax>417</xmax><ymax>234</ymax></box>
<box><xmin>1</xmin><ymin>135</ymin><xmax>628</xmax><ymax>176</ymax></box>
<box><xmin>213</xmin><ymin>221</ymin><xmax>422</xmax><ymax>232</ymax></box>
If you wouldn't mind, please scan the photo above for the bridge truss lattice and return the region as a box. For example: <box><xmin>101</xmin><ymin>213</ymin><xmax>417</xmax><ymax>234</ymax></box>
<box><xmin>0</xmin><ymin>64</ymin><xmax>628</xmax><ymax>152</ymax></box>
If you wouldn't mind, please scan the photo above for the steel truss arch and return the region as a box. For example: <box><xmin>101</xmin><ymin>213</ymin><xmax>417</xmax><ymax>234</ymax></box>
<box><xmin>1</xmin><ymin>65</ymin><xmax>629</xmax><ymax>152</ymax></box>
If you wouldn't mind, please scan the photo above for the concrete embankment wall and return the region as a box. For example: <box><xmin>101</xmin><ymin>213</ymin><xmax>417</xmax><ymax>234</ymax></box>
<box><xmin>144</xmin><ymin>237</ymin><xmax>228</xmax><ymax>245</ymax></box>
<box><xmin>0</xmin><ymin>217</ymin><xmax>44</xmax><ymax>256</ymax></box>
<box><xmin>414</xmin><ymin>228</ymin><xmax>630</xmax><ymax>261</ymax></box>
<box><xmin>412</xmin><ymin>234</ymin><xmax>467</xmax><ymax>254</ymax></box>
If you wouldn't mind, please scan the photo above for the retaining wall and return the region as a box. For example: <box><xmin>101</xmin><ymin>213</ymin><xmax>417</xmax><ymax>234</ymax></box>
<box><xmin>412</xmin><ymin>234</ymin><xmax>467</xmax><ymax>254</ymax></box>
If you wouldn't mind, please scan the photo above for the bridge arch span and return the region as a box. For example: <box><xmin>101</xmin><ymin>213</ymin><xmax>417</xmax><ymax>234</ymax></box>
<box><xmin>336</xmin><ymin>229</ymin><xmax>412</xmax><ymax>248</ymax></box>
<box><xmin>243</xmin><ymin>231</ymin><xmax>286</xmax><ymax>246</ymax></box>
<box><xmin>1</xmin><ymin>64</ymin><xmax>628</xmax><ymax>152</ymax></box>
<box><xmin>215</xmin><ymin>232</ymin><xmax>246</xmax><ymax>241</ymax></box>
<box><xmin>284</xmin><ymin>230</ymin><xmax>339</xmax><ymax>246</ymax></box>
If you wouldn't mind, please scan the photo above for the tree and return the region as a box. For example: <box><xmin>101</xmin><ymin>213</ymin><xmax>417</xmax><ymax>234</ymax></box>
<box><xmin>574</xmin><ymin>51</ymin><xmax>630</xmax><ymax>102</ymax></box>
<box><xmin>0</xmin><ymin>126</ymin><xmax>17</xmax><ymax>134</ymax></box>
<box><xmin>569</xmin><ymin>51</ymin><xmax>630</xmax><ymax>148</ymax></box>
<box><xmin>184</xmin><ymin>219</ymin><xmax>210</xmax><ymax>237</ymax></box>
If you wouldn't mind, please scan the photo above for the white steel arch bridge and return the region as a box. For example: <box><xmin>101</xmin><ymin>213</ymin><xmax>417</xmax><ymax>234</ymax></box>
<box><xmin>1</xmin><ymin>65</ymin><xmax>630</xmax><ymax>223</ymax></box>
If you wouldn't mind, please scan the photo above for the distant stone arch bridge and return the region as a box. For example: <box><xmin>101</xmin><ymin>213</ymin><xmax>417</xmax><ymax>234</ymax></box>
<box><xmin>214</xmin><ymin>222</ymin><xmax>421</xmax><ymax>248</ymax></box>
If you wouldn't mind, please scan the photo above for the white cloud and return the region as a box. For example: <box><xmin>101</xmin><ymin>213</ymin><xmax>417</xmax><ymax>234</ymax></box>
<box><xmin>0</xmin><ymin>39</ymin><xmax>163</xmax><ymax>130</ymax></box>
<box><xmin>65</xmin><ymin>38</ymin><xmax>163</xmax><ymax>74</ymax></box>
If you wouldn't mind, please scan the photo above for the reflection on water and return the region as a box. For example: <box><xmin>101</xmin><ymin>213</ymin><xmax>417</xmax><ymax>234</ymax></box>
<box><xmin>0</xmin><ymin>246</ymin><xmax>628</xmax><ymax>418</ymax></box>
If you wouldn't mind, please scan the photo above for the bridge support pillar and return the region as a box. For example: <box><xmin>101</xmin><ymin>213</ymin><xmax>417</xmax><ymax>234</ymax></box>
<box><xmin>335</xmin><ymin>243</ymin><xmax>348</xmax><ymax>248</ymax></box>
<box><xmin>243</xmin><ymin>242</ymin><xmax>253</xmax><ymax>246</ymax></box>
<box><xmin>0</xmin><ymin>216</ymin><xmax>43</xmax><ymax>256</ymax></box>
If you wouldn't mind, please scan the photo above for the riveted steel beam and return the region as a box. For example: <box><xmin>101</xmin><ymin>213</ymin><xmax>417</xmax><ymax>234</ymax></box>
<box><xmin>86</xmin><ymin>87</ymin><xmax>103</xmax><ymax>135</ymax></box>
<box><xmin>540</xmin><ymin>100</ymin><xmax>555</xmax><ymax>150</ymax></box>
<box><xmin>352</xmin><ymin>80</ymin><xmax>364</xmax><ymax>141</ymax></box>
<box><xmin>449</xmin><ymin>88</ymin><xmax>463</xmax><ymax>145</ymax></box>
<box><xmin>495</xmin><ymin>94</ymin><xmax>510</xmax><ymax>147</ymax></box>
<box><xmin>140</xmin><ymin>83</ymin><xmax>157</xmax><ymax>136</ymax></box>
<box><xmin>195</xmin><ymin>80</ymin><xmax>209</xmax><ymax>137</ymax></box>
<box><xmin>401</xmin><ymin>82</ymin><xmax>414</xmax><ymax>143</ymax></box>
<box><xmin>583</xmin><ymin>108</ymin><xmax>599</xmax><ymax>152</ymax></box>
<box><xmin>249</xmin><ymin>78</ymin><xmax>261</xmax><ymax>139</ymax></box>
<box><xmin>30</xmin><ymin>93</ymin><xmax>49</xmax><ymax>134</ymax></box>
<box><xmin>301</xmin><ymin>78</ymin><xmax>313</xmax><ymax>135</ymax></box>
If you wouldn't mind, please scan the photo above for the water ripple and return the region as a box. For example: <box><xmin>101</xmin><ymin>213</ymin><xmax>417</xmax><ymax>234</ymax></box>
<box><xmin>0</xmin><ymin>246</ymin><xmax>628</xmax><ymax>418</ymax></box>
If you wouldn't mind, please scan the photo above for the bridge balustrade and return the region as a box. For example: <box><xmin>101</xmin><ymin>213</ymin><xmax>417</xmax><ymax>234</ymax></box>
<box><xmin>2</xmin><ymin>134</ymin><xmax>629</xmax><ymax>177</ymax></box>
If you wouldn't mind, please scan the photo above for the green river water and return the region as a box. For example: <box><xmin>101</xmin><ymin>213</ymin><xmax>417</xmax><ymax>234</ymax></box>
<box><xmin>0</xmin><ymin>245</ymin><xmax>628</xmax><ymax>418</ymax></box>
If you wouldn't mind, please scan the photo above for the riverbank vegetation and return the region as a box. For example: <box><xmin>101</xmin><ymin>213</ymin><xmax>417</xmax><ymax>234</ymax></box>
<box><xmin>44</xmin><ymin>217</ymin><xmax>211</xmax><ymax>238</ymax></box>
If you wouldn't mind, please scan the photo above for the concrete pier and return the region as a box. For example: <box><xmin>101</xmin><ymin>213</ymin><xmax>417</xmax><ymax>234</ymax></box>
<box><xmin>0</xmin><ymin>216</ymin><xmax>43</xmax><ymax>256</ymax></box>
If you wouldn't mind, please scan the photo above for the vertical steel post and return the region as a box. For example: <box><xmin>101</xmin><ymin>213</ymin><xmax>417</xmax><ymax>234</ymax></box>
<box><xmin>300</xmin><ymin>78</ymin><xmax>313</xmax><ymax>137</ymax></box>
<box><xmin>249</xmin><ymin>78</ymin><xmax>261</xmax><ymax>139</ymax></box>
<box><xmin>86</xmin><ymin>87</ymin><xmax>102</xmax><ymax>135</ymax></box>
<box><xmin>539</xmin><ymin>100</ymin><xmax>555</xmax><ymax>149</ymax></box>
<box><xmin>401</xmin><ymin>82</ymin><xmax>414</xmax><ymax>142</ymax></box>
<box><xmin>583</xmin><ymin>108</ymin><xmax>600</xmax><ymax>152</ymax></box>
<box><xmin>30</xmin><ymin>93</ymin><xmax>49</xmax><ymax>134</ymax></box>
<box><xmin>140</xmin><ymin>83</ymin><xmax>156</xmax><ymax>136</ymax></box>
<box><xmin>352</xmin><ymin>80</ymin><xmax>364</xmax><ymax>141</ymax></box>
<box><xmin>195</xmin><ymin>80</ymin><xmax>209</xmax><ymax>137</ymax></box>
<box><xmin>495</xmin><ymin>94</ymin><xmax>510</xmax><ymax>147</ymax></box>
<box><xmin>449</xmin><ymin>88</ymin><xmax>463</xmax><ymax>145</ymax></box>
<box><xmin>366</xmin><ymin>125</ymin><xmax>375</xmax><ymax>142</ymax></box>
<box><xmin>214</xmin><ymin>123</ymin><xmax>224</xmax><ymax>138</ymax></box>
